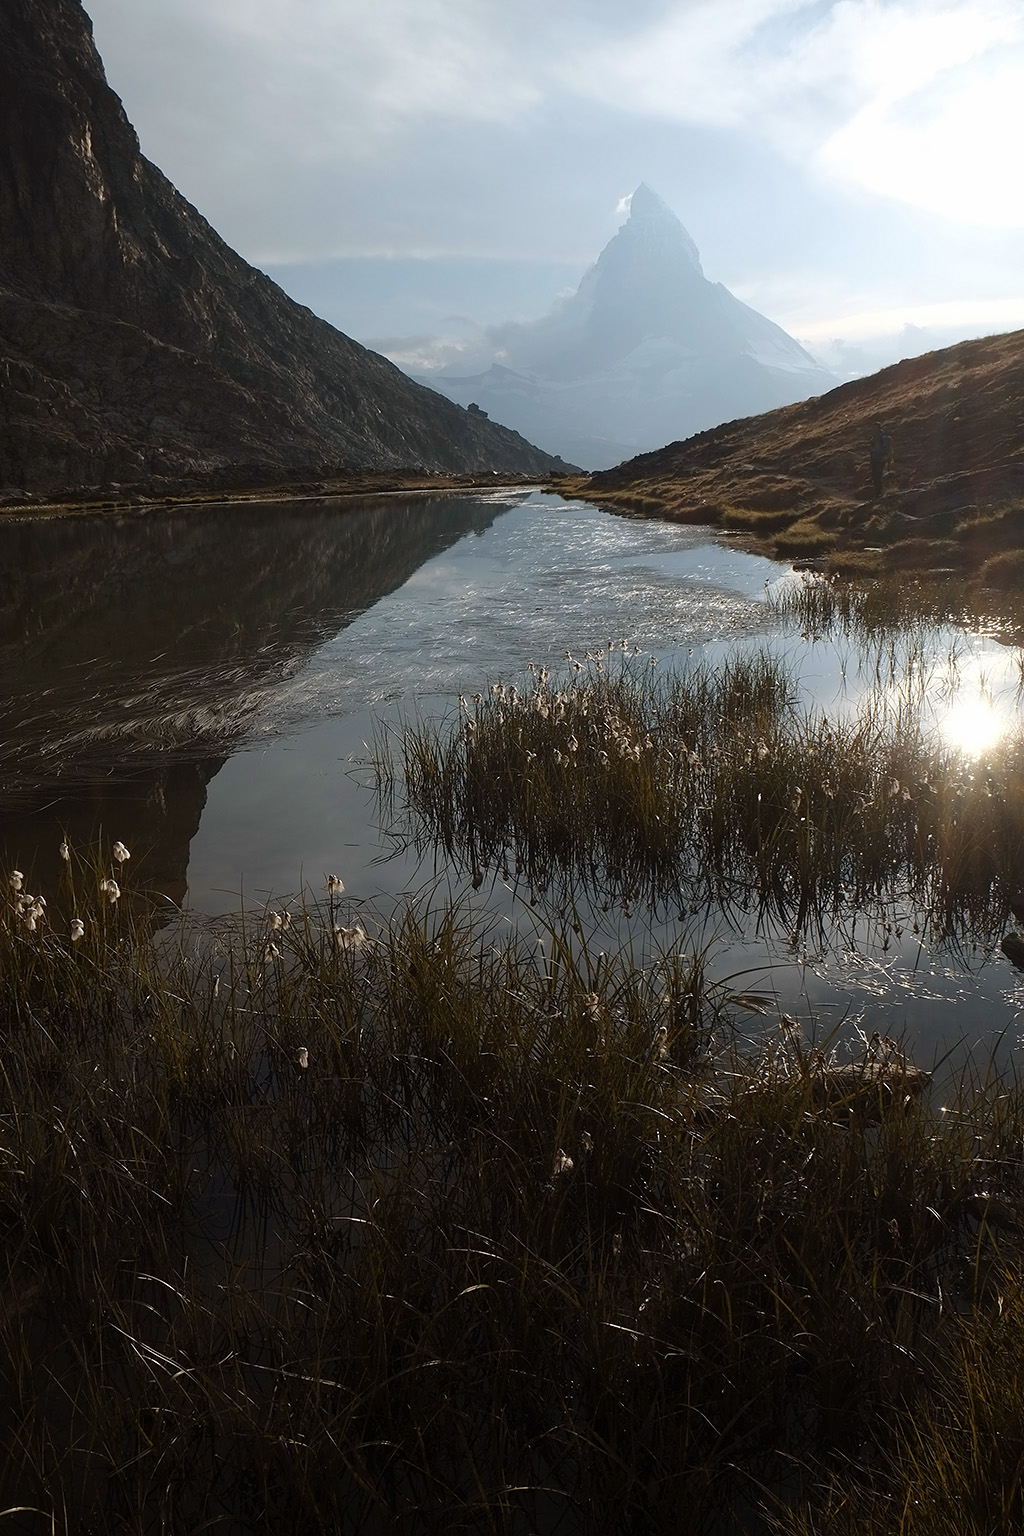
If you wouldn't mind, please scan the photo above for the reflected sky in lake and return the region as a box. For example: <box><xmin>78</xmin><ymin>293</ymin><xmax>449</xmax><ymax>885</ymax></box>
<box><xmin>253</xmin><ymin>494</ymin><xmax>781</xmax><ymax>734</ymax></box>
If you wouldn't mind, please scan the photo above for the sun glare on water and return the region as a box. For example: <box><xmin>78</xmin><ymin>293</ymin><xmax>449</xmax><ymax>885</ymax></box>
<box><xmin>937</xmin><ymin>696</ymin><xmax>1012</xmax><ymax>757</ymax></box>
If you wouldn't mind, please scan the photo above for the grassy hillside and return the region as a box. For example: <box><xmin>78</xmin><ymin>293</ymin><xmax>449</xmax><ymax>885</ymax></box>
<box><xmin>558</xmin><ymin>328</ymin><xmax>1024</xmax><ymax>592</ymax></box>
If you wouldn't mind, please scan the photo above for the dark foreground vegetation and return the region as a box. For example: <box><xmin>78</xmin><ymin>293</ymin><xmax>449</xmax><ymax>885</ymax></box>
<box><xmin>5</xmin><ymin>846</ymin><xmax>1024</xmax><ymax>1535</ymax></box>
<box><xmin>5</xmin><ymin>578</ymin><xmax>1024</xmax><ymax>1533</ymax></box>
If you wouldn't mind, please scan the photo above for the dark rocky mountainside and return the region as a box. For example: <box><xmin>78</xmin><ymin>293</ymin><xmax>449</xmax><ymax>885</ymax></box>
<box><xmin>0</xmin><ymin>0</ymin><xmax>568</xmax><ymax>497</ymax></box>
<box><xmin>565</xmin><ymin>327</ymin><xmax>1024</xmax><ymax>585</ymax></box>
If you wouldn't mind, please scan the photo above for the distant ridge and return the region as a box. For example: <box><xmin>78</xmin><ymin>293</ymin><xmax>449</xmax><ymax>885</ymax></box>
<box><xmin>415</xmin><ymin>185</ymin><xmax>836</xmax><ymax>469</ymax></box>
<box><xmin>0</xmin><ymin>0</ymin><xmax>569</xmax><ymax>498</ymax></box>
<box><xmin>567</xmin><ymin>327</ymin><xmax>1024</xmax><ymax>584</ymax></box>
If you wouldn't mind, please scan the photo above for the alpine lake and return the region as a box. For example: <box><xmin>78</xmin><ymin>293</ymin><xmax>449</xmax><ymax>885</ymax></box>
<box><xmin>4</xmin><ymin>485</ymin><xmax>1023</xmax><ymax>1072</ymax></box>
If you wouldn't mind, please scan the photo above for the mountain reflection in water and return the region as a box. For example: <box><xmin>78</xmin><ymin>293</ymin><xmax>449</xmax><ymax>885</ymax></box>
<box><xmin>0</xmin><ymin>492</ymin><xmax>502</xmax><ymax>903</ymax></box>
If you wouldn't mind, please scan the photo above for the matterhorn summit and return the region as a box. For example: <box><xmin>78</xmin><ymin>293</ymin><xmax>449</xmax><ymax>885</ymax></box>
<box><xmin>417</xmin><ymin>187</ymin><xmax>836</xmax><ymax>469</ymax></box>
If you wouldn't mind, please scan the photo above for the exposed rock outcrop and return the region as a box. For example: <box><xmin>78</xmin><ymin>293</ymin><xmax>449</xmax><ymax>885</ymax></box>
<box><xmin>0</xmin><ymin>0</ymin><xmax>569</xmax><ymax>497</ymax></box>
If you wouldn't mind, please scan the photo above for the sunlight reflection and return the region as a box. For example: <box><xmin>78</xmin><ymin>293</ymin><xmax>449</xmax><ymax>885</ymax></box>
<box><xmin>938</xmin><ymin>696</ymin><xmax>1011</xmax><ymax>756</ymax></box>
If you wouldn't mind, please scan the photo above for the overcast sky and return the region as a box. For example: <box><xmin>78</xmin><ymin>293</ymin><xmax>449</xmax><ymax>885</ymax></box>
<box><xmin>85</xmin><ymin>0</ymin><xmax>1024</xmax><ymax>374</ymax></box>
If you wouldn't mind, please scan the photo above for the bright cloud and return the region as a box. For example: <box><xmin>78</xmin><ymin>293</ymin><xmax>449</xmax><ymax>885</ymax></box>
<box><xmin>567</xmin><ymin>0</ymin><xmax>1024</xmax><ymax>225</ymax></box>
<box><xmin>187</xmin><ymin>0</ymin><xmax>544</xmax><ymax>158</ymax></box>
<box><xmin>819</xmin><ymin>45</ymin><xmax>1024</xmax><ymax>225</ymax></box>
<box><xmin>561</xmin><ymin>0</ymin><xmax>823</xmax><ymax>128</ymax></box>
<box><xmin>796</xmin><ymin>296</ymin><xmax>1024</xmax><ymax>341</ymax></box>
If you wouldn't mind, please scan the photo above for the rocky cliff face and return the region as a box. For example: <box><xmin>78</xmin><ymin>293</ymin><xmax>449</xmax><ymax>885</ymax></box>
<box><xmin>416</xmin><ymin>186</ymin><xmax>836</xmax><ymax>469</ymax></box>
<box><xmin>0</xmin><ymin>0</ymin><xmax>568</xmax><ymax>496</ymax></box>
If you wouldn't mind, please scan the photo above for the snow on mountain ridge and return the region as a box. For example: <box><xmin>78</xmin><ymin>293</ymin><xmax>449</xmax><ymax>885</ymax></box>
<box><xmin>413</xmin><ymin>186</ymin><xmax>837</xmax><ymax>468</ymax></box>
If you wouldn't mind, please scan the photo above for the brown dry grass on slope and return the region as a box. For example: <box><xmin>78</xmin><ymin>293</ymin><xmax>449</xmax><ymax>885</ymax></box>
<box><xmin>558</xmin><ymin>328</ymin><xmax>1024</xmax><ymax>591</ymax></box>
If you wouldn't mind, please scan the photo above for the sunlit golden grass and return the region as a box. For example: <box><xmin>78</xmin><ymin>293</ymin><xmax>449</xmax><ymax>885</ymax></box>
<box><xmin>772</xmin><ymin>518</ymin><xmax>839</xmax><ymax>557</ymax></box>
<box><xmin>4</xmin><ymin>842</ymin><xmax>1024</xmax><ymax>1531</ymax></box>
<box><xmin>378</xmin><ymin>643</ymin><xmax>1024</xmax><ymax>942</ymax></box>
<box><xmin>979</xmin><ymin>547</ymin><xmax>1024</xmax><ymax>592</ymax></box>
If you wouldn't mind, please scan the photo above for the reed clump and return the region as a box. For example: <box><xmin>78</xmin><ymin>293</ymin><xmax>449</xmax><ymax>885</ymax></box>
<box><xmin>379</xmin><ymin>642</ymin><xmax>1024</xmax><ymax>941</ymax></box>
<box><xmin>766</xmin><ymin>571</ymin><xmax>976</xmax><ymax>640</ymax></box>
<box><xmin>6</xmin><ymin>842</ymin><xmax>1024</xmax><ymax>1532</ymax></box>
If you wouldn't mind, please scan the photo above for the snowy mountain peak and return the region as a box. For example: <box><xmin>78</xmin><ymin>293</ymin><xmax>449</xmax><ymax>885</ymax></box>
<box><xmin>413</xmin><ymin>188</ymin><xmax>836</xmax><ymax>469</ymax></box>
<box><xmin>621</xmin><ymin>184</ymin><xmax>703</xmax><ymax>275</ymax></box>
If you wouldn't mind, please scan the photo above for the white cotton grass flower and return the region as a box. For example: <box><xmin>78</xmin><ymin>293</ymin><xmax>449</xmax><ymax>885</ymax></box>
<box><xmin>263</xmin><ymin>941</ymin><xmax>281</xmax><ymax>964</ymax></box>
<box><xmin>326</xmin><ymin>874</ymin><xmax>344</xmax><ymax>895</ymax></box>
<box><xmin>333</xmin><ymin>919</ymin><xmax>367</xmax><ymax>950</ymax></box>
<box><xmin>99</xmin><ymin>878</ymin><xmax>120</xmax><ymax>903</ymax></box>
<box><xmin>9</xmin><ymin>870</ymin><xmax>23</xmax><ymax>893</ymax></box>
<box><xmin>267</xmin><ymin>910</ymin><xmax>292</xmax><ymax>931</ymax></box>
<box><xmin>70</xmin><ymin>918</ymin><xmax>85</xmax><ymax>942</ymax></box>
<box><xmin>552</xmin><ymin>1150</ymin><xmax>574</xmax><ymax>1178</ymax></box>
<box><xmin>112</xmin><ymin>841</ymin><xmax>130</xmax><ymax>864</ymax></box>
<box><xmin>17</xmin><ymin>895</ymin><xmax>42</xmax><ymax>929</ymax></box>
<box><xmin>59</xmin><ymin>841</ymin><xmax>71</xmax><ymax>862</ymax></box>
<box><xmin>296</xmin><ymin>1046</ymin><xmax>309</xmax><ymax>1070</ymax></box>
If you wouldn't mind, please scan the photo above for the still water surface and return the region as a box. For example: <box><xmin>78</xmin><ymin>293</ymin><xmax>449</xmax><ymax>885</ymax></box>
<box><xmin>3</xmin><ymin>488</ymin><xmax>1023</xmax><ymax>1064</ymax></box>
